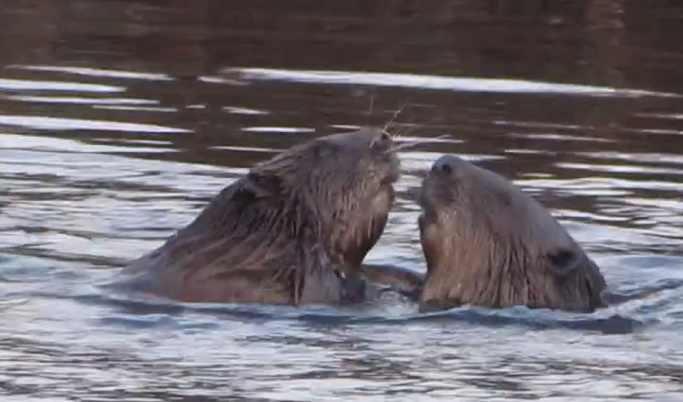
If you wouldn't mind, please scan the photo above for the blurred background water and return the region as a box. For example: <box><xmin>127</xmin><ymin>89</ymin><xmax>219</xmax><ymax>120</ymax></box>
<box><xmin>1</xmin><ymin>1</ymin><xmax>683</xmax><ymax>400</ymax></box>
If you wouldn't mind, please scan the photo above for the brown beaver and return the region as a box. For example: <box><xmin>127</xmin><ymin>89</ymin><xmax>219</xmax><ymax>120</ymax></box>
<box><xmin>115</xmin><ymin>128</ymin><xmax>400</xmax><ymax>305</ymax></box>
<box><xmin>417</xmin><ymin>155</ymin><xmax>607</xmax><ymax>313</ymax></box>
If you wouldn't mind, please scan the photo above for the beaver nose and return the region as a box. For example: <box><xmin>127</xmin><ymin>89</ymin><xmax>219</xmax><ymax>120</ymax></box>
<box><xmin>431</xmin><ymin>155</ymin><xmax>467</xmax><ymax>174</ymax></box>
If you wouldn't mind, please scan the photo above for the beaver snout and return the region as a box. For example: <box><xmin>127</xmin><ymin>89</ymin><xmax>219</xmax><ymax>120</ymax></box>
<box><xmin>431</xmin><ymin>155</ymin><xmax>469</xmax><ymax>175</ymax></box>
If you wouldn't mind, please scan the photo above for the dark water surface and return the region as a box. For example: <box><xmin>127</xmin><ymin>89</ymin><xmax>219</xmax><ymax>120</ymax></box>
<box><xmin>1</xmin><ymin>1</ymin><xmax>683</xmax><ymax>400</ymax></box>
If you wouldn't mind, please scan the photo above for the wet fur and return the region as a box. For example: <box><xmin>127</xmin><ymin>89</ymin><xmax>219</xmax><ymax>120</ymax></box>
<box><xmin>418</xmin><ymin>156</ymin><xmax>607</xmax><ymax>313</ymax></box>
<box><xmin>118</xmin><ymin>129</ymin><xmax>399</xmax><ymax>305</ymax></box>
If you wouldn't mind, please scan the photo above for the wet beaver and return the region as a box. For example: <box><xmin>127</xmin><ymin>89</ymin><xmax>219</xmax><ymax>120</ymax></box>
<box><xmin>116</xmin><ymin>128</ymin><xmax>400</xmax><ymax>305</ymax></box>
<box><xmin>417</xmin><ymin>155</ymin><xmax>607</xmax><ymax>313</ymax></box>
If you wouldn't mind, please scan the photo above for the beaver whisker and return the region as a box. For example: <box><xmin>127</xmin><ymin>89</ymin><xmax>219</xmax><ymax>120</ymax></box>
<box><xmin>394</xmin><ymin>116</ymin><xmax>444</xmax><ymax>138</ymax></box>
<box><xmin>367</xmin><ymin>92</ymin><xmax>376</xmax><ymax>116</ymax></box>
<box><xmin>383</xmin><ymin>101</ymin><xmax>408</xmax><ymax>134</ymax></box>
<box><xmin>385</xmin><ymin>141</ymin><xmax>422</xmax><ymax>153</ymax></box>
<box><xmin>385</xmin><ymin>134</ymin><xmax>452</xmax><ymax>153</ymax></box>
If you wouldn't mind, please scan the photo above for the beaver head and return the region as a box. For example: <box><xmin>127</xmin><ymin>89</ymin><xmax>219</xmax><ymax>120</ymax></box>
<box><xmin>417</xmin><ymin>155</ymin><xmax>607</xmax><ymax>313</ymax></box>
<box><xmin>125</xmin><ymin>128</ymin><xmax>400</xmax><ymax>305</ymax></box>
<box><xmin>244</xmin><ymin>127</ymin><xmax>400</xmax><ymax>269</ymax></box>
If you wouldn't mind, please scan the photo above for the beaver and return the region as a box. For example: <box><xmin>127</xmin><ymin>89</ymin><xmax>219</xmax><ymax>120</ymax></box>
<box><xmin>116</xmin><ymin>128</ymin><xmax>400</xmax><ymax>305</ymax></box>
<box><xmin>416</xmin><ymin>155</ymin><xmax>607</xmax><ymax>313</ymax></box>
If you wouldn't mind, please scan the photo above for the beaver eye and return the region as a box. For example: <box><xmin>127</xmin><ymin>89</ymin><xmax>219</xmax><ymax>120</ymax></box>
<box><xmin>371</xmin><ymin>131</ymin><xmax>391</xmax><ymax>149</ymax></box>
<box><xmin>439</xmin><ymin>164</ymin><xmax>452</xmax><ymax>174</ymax></box>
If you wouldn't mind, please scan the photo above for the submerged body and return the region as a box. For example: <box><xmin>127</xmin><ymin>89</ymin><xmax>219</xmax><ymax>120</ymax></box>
<box><xmin>417</xmin><ymin>155</ymin><xmax>607</xmax><ymax>313</ymax></box>
<box><xmin>117</xmin><ymin>128</ymin><xmax>400</xmax><ymax>306</ymax></box>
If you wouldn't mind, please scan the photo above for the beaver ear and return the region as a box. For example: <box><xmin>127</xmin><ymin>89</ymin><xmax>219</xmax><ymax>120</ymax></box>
<box><xmin>244</xmin><ymin>172</ymin><xmax>282</xmax><ymax>198</ymax></box>
<box><xmin>546</xmin><ymin>247</ymin><xmax>582</xmax><ymax>276</ymax></box>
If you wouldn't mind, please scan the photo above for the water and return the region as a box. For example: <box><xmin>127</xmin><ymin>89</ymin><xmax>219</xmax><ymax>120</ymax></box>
<box><xmin>1</xmin><ymin>1</ymin><xmax>683</xmax><ymax>400</ymax></box>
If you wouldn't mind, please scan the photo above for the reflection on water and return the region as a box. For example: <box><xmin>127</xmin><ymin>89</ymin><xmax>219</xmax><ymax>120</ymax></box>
<box><xmin>1</xmin><ymin>0</ymin><xmax>683</xmax><ymax>400</ymax></box>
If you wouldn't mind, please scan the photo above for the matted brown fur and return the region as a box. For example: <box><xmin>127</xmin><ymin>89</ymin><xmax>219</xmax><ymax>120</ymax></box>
<box><xmin>118</xmin><ymin>128</ymin><xmax>400</xmax><ymax>305</ymax></box>
<box><xmin>417</xmin><ymin>155</ymin><xmax>607</xmax><ymax>313</ymax></box>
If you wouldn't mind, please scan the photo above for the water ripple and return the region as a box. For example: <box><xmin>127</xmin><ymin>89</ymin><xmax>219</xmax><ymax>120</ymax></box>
<box><xmin>8</xmin><ymin>65</ymin><xmax>173</xmax><ymax>81</ymax></box>
<box><xmin>0</xmin><ymin>78</ymin><xmax>123</xmax><ymax>93</ymax></box>
<box><xmin>226</xmin><ymin>68</ymin><xmax>681</xmax><ymax>98</ymax></box>
<box><xmin>0</xmin><ymin>115</ymin><xmax>190</xmax><ymax>133</ymax></box>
